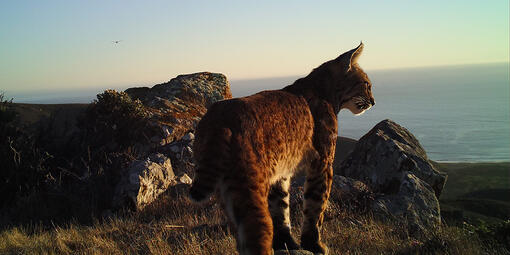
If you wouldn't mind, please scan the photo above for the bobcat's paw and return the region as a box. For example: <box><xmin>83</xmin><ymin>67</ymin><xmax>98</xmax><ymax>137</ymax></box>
<box><xmin>301</xmin><ymin>240</ymin><xmax>328</xmax><ymax>255</ymax></box>
<box><xmin>273</xmin><ymin>234</ymin><xmax>300</xmax><ymax>250</ymax></box>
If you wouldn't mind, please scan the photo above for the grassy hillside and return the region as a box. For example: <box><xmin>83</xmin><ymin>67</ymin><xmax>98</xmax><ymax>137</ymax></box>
<box><xmin>437</xmin><ymin>162</ymin><xmax>510</xmax><ymax>225</ymax></box>
<box><xmin>438</xmin><ymin>162</ymin><xmax>510</xmax><ymax>201</ymax></box>
<box><xmin>11</xmin><ymin>103</ymin><xmax>88</xmax><ymax>125</ymax></box>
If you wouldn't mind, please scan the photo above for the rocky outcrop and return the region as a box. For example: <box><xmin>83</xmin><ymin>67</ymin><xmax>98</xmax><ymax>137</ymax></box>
<box><xmin>110</xmin><ymin>72</ymin><xmax>232</xmax><ymax>210</ymax></box>
<box><xmin>163</xmin><ymin>130</ymin><xmax>196</xmax><ymax>177</ymax></box>
<box><xmin>125</xmin><ymin>72</ymin><xmax>232</xmax><ymax>146</ymax></box>
<box><xmin>113</xmin><ymin>153</ymin><xmax>192</xmax><ymax>210</ymax></box>
<box><xmin>335</xmin><ymin>119</ymin><xmax>447</xmax><ymax>236</ymax></box>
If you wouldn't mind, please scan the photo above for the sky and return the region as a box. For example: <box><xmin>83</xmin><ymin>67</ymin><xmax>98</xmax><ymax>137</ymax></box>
<box><xmin>0</xmin><ymin>0</ymin><xmax>508</xmax><ymax>92</ymax></box>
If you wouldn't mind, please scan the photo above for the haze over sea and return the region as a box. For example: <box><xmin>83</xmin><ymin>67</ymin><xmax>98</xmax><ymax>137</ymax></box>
<box><xmin>6</xmin><ymin>63</ymin><xmax>510</xmax><ymax>162</ymax></box>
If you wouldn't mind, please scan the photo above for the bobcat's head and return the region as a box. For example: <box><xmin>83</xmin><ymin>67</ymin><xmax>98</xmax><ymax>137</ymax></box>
<box><xmin>307</xmin><ymin>43</ymin><xmax>375</xmax><ymax>115</ymax></box>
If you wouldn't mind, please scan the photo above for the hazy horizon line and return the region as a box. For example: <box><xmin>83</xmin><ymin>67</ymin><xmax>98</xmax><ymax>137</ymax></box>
<box><xmin>230</xmin><ymin>60</ymin><xmax>510</xmax><ymax>82</ymax></box>
<box><xmin>3</xmin><ymin>61</ymin><xmax>508</xmax><ymax>95</ymax></box>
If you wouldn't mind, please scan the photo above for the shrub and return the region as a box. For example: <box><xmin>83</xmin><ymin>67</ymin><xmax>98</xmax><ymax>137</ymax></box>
<box><xmin>0</xmin><ymin>93</ymin><xmax>16</xmax><ymax>124</ymax></box>
<box><xmin>49</xmin><ymin>90</ymin><xmax>155</xmax><ymax>218</ymax></box>
<box><xmin>463</xmin><ymin>220</ymin><xmax>510</xmax><ymax>250</ymax></box>
<box><xmin>80</xmin><ymin>89</ymin><xmax>150</xmax><ymax>150</ymax></box>
<box><xmin>0</xmin><ymin>93</ymin><xmax>54</xmax><ymax>208</ymax></box>
<box><xmin>74</xmin><ymin>90</ymin><xmax>152</xmax><ymax>196</ymax></box>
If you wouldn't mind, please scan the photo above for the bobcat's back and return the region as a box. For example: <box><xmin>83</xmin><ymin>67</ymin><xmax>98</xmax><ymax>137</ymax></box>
<box><xmin>189</xmin><ymin>90</ymin><xmax>315</xmax><ymax>201</ymax></box>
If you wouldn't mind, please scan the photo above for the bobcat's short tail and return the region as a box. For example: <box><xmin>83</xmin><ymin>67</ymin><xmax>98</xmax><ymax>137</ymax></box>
<box><xmin>189</xmin><ymin>127</ymin><xmax>232</xmax><ymax>202</ymax></box>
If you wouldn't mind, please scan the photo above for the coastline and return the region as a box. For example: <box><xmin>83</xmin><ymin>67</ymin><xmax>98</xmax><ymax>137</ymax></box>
<box><xmin>435</xmin><ymin>160</ymin><xmax>510</xmax><ymax>164</ymax></box>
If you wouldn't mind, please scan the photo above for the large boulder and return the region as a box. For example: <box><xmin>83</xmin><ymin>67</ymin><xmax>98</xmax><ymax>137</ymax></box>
<box><xmin>336</xmin><ymin>119</ymin><xmax>447</xmax><ymax>236</ymax></box>
<box><xmin>125</xmin><ymin>72</ymin><xmax>232</xmax><ymax>146</ymax></box>
<box><xmin>113</xmin><ymin>153</ymin><xmax>192</xmax><ymax>210</ymax></box>
<box><xmin>337</xmin><ymin>119</ymin><xmax>446</xmax><ymax>197</ymax></box>
<box><xmin>113</xmin><ymin>153</ymin><xmax>174</xmax><ymax>210</ymax></box>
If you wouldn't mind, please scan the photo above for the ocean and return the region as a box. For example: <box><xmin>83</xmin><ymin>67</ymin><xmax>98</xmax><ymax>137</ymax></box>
<box><xmin>5</xmin><ymin>63</ymin><xmax>510</xmax><ymax>162</ymax></box>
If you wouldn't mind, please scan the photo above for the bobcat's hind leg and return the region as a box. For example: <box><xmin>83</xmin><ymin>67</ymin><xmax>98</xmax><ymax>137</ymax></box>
<box><xmin>221</xmin><ymin>176</ymin><xmax>273</xmax><ymax>255</ymax></box>
<box><xmin>301</xmin><ymin>162</ymin><xmax>333</xmax><ymax>255</ymax></box>
<box><xmin>268</xmin><ymin>177</ymin><xmax>299</xmax><ymax>250</ymax></box>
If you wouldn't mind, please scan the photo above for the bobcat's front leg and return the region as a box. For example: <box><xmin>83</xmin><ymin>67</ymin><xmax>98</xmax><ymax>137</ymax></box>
<box><xmin>301</xmin><ymin>159</ymin><xmax>333</xmax><ymax>254</ymax></box>
<box><xmin>301</xmin><ymin>100</ymin><xmax>337</xmax><ymax>254</ymax></box>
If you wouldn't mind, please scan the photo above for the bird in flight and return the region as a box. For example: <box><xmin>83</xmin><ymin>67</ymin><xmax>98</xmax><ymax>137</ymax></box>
<box><xmin>112</xmin><ymin>40</ymin><xmax>122</xmax><ymax>44</ymax></box>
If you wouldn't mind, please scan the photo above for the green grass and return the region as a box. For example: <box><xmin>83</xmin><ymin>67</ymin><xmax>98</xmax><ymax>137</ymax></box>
<box><xmin>437</xmin><ymin>162</ymin><xmax>510</xmax><ymax>224</ymax></box>
<box><xmin>437</xmin><ymin>162</ymin><xmax>510</xmax><ymax>201</ymax></box>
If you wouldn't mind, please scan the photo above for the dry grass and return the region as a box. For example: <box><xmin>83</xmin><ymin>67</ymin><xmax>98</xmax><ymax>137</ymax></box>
<box><xmin>0</xmin><ymin>186</ymin><xmax>499</xmax><ymax>255</ymax></box>
<box><xmin>0</xmin><ymin>186</ymin><xmax>236</xmax><ymax>255</ymax></box>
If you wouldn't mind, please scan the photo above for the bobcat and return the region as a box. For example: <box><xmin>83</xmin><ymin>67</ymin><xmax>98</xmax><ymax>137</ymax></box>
<box><xmin>189</xmin><ymin>43</ymin><xmax>374</xmax><ymax>255</ymax></box>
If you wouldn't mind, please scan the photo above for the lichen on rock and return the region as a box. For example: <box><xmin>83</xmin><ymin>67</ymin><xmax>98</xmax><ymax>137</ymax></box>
<box><xmin>125</xmin><ymin>72</ymin><xmax>232</xmax><ymax>145</ymax></box>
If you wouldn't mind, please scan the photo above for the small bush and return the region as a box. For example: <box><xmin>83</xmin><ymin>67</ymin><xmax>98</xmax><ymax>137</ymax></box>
<box><xmin>0</xmin><ymin>93</ymin><xmax>16</xmax><ymax>124</ymax></box>
<box><xmin>0</xmin><ymin>93</ymin><xmax>54</xmax><ymax>208</ymax></box>
<box><xmin>69</xmin><ymin>90</ymin><xmax>154</xmax><ymax>213</ymax></box>
<box><xmin>463</xmin><ymin>220</ymin><xmax>510</xmax><ymax>251</ymax></box>
<box><xmin>80</xmin><ymin>89</ymin><xmax>151</xmax><ymax>150</ymax></box>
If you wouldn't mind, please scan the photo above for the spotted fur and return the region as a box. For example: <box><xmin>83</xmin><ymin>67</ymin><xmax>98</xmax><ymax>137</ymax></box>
<box><xmin>190</xmin><ymin>43</ymin><xmax>374</xmax><ymax>255</ymax></box>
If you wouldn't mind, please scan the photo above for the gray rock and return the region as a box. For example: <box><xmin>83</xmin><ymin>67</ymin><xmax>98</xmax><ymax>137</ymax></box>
<box><xmin>164</xmin><ymin>134</ymin><xmax>196</xmax><ymax>176</ymax></box>
<box><xmin>113</xmin><ymin>153</ymin><xmax>175</xmax><ymax>210</ymax></box>
<box><xmin>337</xmin><ymin>119</ymin><xmax>447</xmax><ymax>197</ymax></box>
<box><xmin>372</xmin><ymin>173</ymin><xmax>440</xmax><ymax>236</ymax></box>
<box><xmin>336</xmin><ymin>119</ymin><xmax>447</xmax><ymax>236</ymax></box>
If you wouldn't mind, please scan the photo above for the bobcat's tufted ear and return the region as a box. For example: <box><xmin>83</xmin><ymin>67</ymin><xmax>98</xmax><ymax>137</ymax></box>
<box><xmin>334</xmin><ymin>42</ymin><xmax>364</xmax><ymax>73</ymax></box>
